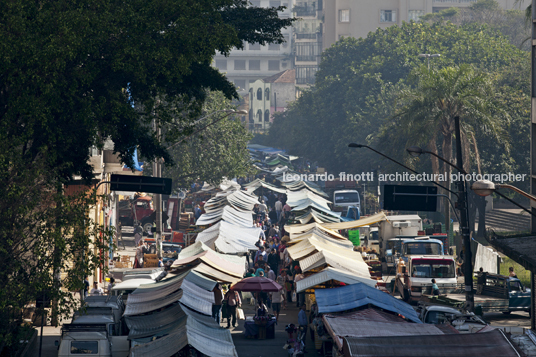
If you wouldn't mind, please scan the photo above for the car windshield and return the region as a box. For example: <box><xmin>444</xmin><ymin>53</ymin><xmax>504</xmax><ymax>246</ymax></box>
<box><xmin>404</xmin><ymin>242</ymin><xmax>442</xmax><ymax>255</ymax></box>
<box><xmin>425</xmin><ymin>311</ymin><xmax>456</xmax><ymax>324</ymax></box>
<box><xmin>411</xmin><ymin>259</ymin><xmax>455</xmax><ymax>278</ymax></box>
<box><xmin>509</xmin><ymin>280</ymin><xmax>523</xmax><ymax>292</ymax></box>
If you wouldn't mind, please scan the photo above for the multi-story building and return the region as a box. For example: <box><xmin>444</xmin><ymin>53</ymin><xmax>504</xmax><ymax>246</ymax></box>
<box><xmin>292</xmin><ymin>0</ymin><xmax>323</xmax><ymax>88</ymax></box>
<box><xmin>323</xmin><ymin>0</ymin><xmax>520</xmax><ymax>49</ymax></box>
<box><xmin>248</xmin><ymin>69</ymin><xmax>296</xmax><ymax>133</ymax></box>
<box><xmin>213</xmin><ymin>0</ymin><xmax>293</xmax><ymax>96</ymax></box>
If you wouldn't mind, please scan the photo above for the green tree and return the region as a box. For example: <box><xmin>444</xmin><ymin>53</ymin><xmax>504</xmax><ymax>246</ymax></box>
<box><xmin>0</xmin><ymin>0</ymin><xmax>293</xmax><ymax>181</ymax></box>
<box><xmin>162</xmin><ymin>91</ymin><xmax>255</xmax><ymax>189</ymax></box>
<box><xmin>268</xmin><ymin>21</ymin><xmax>526</xmax><ymax>176</ymax></box>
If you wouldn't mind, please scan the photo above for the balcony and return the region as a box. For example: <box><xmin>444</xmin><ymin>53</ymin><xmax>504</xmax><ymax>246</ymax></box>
<box><xmin>294</xmin><ymin>8</ymin><xmax>317</xmax><ymax>17</ymax></box>
<box><xmin>296</xmin><ymin>33</ymin><xmax>318</xmax><ymax>40</ymax></box>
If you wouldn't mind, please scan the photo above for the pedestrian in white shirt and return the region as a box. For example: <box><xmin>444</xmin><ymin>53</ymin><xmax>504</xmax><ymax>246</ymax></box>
<box><xmin>90</xmin><ymin>282</ymin><xmax>104</xmax><ymax>296</ymax></box>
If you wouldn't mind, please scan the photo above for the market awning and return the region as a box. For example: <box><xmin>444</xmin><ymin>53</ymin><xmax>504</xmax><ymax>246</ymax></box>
<box><xmin>184</xmin><ymin>270</ymin><xmax>217</xmax><ymax>291</ymax></box>
<box><xmin>320</xmin><ymin>212</ymin><xmax>388</xmax><ymax>230</ymax></box>
<box><xmin>171</xmin><ymin>249</ymin><xmax>245</xmax><ymax>278</ymax></box>
<box><xmin>296</xmin><ymin>267</ymin><xmax>376</xmax><ymax>293</ymax></box>
<box><xmin>125</xmin><ymin>302</ymin><xmax>186</xmax><ymax>340</ymax></box>
<box><xmin>286</xmin><ymin>189</ymin><xmax>332</xmax><ymax>208</ymax></box>
<box><xmin>342</xmin><ymin>329</ymin><xmax>520</xmax><ymax>357</ymax></box>
<box><xmin>314</xmin><ymin>283</ymin><xmax>421</xmax><ymax>323</ymax></box>
<box><xmin>196</xmin><ymin>205</ymin><xmax>253</xmax><ymax>227</ymax></box>
<box><xmin>195</xmin><ymin>220</ymin><xmax>261</xmax><ymax>254</ymax></box>
<box><xmin>124</xmin><ymin>288</ymin><xmax>184</xmax><ymax>316</ymax></box>
<box><xmin>194</xmin><ymin>262</ymin><xmax>242</xmax><ymax>284</ymax></box>
<box><xmin>298</xmin><ymin>251</ymin><xmax>371</xmax><ymax>278</ymax></box>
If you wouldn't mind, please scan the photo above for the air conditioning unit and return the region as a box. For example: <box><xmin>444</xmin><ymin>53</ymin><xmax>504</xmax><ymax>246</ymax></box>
<box><xmin>393</xmin><ymin>222</ymin><xmax>410</xmax><ymax>228</ymax></box>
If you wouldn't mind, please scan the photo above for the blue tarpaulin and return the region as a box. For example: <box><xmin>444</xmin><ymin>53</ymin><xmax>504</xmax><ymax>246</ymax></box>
<box><xmin>314</xmin><ymin>283</ymin><xmax>421</xmax><ymax>323</ymax></box>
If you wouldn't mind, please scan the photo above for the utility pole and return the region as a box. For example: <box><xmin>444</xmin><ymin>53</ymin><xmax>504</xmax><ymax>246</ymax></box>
<box><xmin>455</xmin><ymin>116</ymin><xmax>474</xmax><ymax>311</ymax></box>
<box><xmin>530</xmin><ymin>0</ymin><xmax>536</xmax><ymax>331</ymax></box>
<box><xmin>153</xmin><ymin>114</ymin><xmax>162</xmax><ymax>258</ymax></box>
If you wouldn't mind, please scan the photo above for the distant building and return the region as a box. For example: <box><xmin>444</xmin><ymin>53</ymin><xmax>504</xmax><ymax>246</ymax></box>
<box><xmin>213</xmin><ymin>0</ymin><xmax>293</xmax><ymax>96</ymax></box>
<box><xmin>293</xmin><ymin>0</ymin><xmax>323</xmax><ymax>88</ymax></box>
<box><xmin>323</xmin><ymin>0</ymin><xmax>519</xmax><ymax>49</ymax></box>
<box><xmin>248</xmin><ymin>69</ymin><xmax>296</xmax><ymax>133</ymax></box>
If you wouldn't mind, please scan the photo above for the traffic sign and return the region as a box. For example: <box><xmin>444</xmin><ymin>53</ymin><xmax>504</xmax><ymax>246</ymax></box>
<box><xmin>110</xmin><ymin>174</ymin><xmax>172</xmax><ymax>195</ymax></box>
<box><xmin>383</xmin><ymin>184</ymin><xmax>437</xmax><ymax>212</ymax></box>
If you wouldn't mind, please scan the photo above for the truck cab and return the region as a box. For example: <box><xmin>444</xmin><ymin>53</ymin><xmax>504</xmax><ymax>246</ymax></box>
<box><xmin>397</xmin><ymin>255</ymin><xmax>457</xmax><ymax>300</ymax></box>
<box><xmin>481</xmin><ymin>274</ymin><xmax>531</xmax><ymax>313</ymax></box>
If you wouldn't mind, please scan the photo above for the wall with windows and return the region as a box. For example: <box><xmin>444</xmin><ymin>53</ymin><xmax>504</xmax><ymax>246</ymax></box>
<box><xmin>212</xmin><ymin>0</ymin><xmax>293</xmax><ymax>95</ymax></box>
<box><xmin>323</xmin><ymin>0</ymin><xmax>518</xmax><ymax>49</ymax></box>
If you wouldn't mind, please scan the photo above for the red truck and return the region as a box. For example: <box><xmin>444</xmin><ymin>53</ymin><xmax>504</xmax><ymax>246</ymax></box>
<box><xmin>118</xmin><ymin>196</ymin><xmax>154</xmax><ymax>231</ymax></box>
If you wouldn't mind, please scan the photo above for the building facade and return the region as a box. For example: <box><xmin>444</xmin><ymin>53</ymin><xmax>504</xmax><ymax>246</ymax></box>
<box><xmin>213</xmin><ymin>0</ymin><xmax>293</xmax><ymax>96</ymax></box>
<box><xmin>248</xmin><ymin>69</ymin><xmax>296</xmax><ymax>133</ymax></box>
<box><xmin>323</xmin><ymin>0</ymin><xmax>520</xmax><ymax>49</ymax></box>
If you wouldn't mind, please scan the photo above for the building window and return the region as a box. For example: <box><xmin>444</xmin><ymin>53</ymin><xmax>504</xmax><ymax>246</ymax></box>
<box><xmin>268</xmin><ymin>43</ymin><xmax>280</xmax><ymax>51</ymax></box>
<box><xmin>234</xmin><ymin>60</ymin><xmax>246</xmax><ymax>70</ymax></box>
<box><xmin>257</xmin><ymin>109</ymin><xmax>263</xmax><ymax>122</ymax></box>
<box><xmin>296</xmin><ymin>66</ymin><xmax>318</xmax><ymax>85</ymax></box>
<box><xmin>408</xmin><ymin>10</ymin><xmax>424</xmax><ymax>22</ymax></box>
<box><xmin>257</xmin><ymin>88</ymin><xmax>262</xmax><ymax>100</ymax></box>
<box><xmin>249</xmin><ymin>88</ymin><xmax>253</xmax><ymax>103</ymax></box>
<box><xmin>264</xmin><ymin>109</ymin><xmax>270</xmax><ymax>122</ymax></box>
<box><xmin>249</xmin><ymin>43</ymin><xmax>261</xmax><ymax>50</ymax></box>
<box><xmin>235</xmin><ymin>80</ymin><xmax>246</xmax><ymax>91</ymax></box>
<box><xmin>249</xmin><ymin>110</ymin><xmax>254</xmax><ymax>123</ymax></box>
<box><xmin>339</xmin><ymin>9</ymin><xmax>350</xmax><ymax>23</ymax></box>
<box><xmin>296</xmin><ymin>42</ymin><xmax>320</xmax><ymax>62</ymax></box>
<box><xmin>265</xmin><ymin>88</ymin><xmax>270</xmax><ymax>102</ymax></box>
<box><xmin>268</xmin><ymin>60</ymin><xmax>280</xmax><ymax>71</ymax></box>
<box><xmin>249</xmin><ymin>60</ymin><xmax>260</xmax><ymax>70</ymax></box>
<box><xmin>380</xmin><ymin>10</ymin><xmax>397</xmax><ymax>23</ymax></box>
<box><xmin>215</xmin><ymin>60</ymin><xmax>227</xmax><ymax>70</ymax></box>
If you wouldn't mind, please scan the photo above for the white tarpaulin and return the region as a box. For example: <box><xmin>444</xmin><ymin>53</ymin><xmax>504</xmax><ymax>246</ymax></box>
<box><xmin>196</xmin><ymin>220</ymin><xmax>261</xmax><ymax>254</ymax></box>
<box><xmin>296</xmin><ymin>267</ymin><xmax>376</xmax><ymax>292</ymax></box>
<box><xmin>474</xmin><ymin>243</ymin><xmax>500</xmax><ymax>274</ymax></box>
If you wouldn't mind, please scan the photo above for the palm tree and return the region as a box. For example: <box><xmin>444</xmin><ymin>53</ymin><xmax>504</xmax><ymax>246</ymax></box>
<box><xmin>380</xmin><ymin>64</ymin><xmax>509</xmax><ymax>234</ymax></box>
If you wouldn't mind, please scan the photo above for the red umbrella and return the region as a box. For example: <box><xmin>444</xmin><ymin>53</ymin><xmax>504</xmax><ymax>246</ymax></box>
<box><xmin>230</xmin><ymin>276</ymin><xmax>282</xmax><ymax>292</ymax></box>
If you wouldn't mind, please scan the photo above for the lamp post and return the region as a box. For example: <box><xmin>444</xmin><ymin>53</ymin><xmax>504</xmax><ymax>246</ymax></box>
<box><xmin>471</xmin><ymin>179</ymin><xmax>536</xmax><ymax>329</ymax></box>
<box><xmin>418</xmin><ymin>53</ymin><xmax>441</xmax><ymax>71</ymax></box>
<box><xmin>406</xmin><ymin>116</ymin><xmax>474</xmax><ymax>311</ymax></box>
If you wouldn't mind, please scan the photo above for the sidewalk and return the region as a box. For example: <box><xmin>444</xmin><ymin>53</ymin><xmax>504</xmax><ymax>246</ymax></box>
<box><xmin>229</xmin><ymin>296</ymin><xmax>317</xmax><ymax>357</ymax></box>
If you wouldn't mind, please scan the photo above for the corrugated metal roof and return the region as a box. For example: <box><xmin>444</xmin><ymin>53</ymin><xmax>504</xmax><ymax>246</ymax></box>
<box><xmin>194</xmin><ymin>262</ymin><xmax>242</xmax><ymax>284</ymax></box>
<box><xmin>124</xmin><ymin>288</ymin><xmax>183</xmax><ymax>316</ymax></box>
<box><xmin>184</xmin><ymin>270</ymin><xmax>217</xmax><ymax>291</ymax></box>
<box><xmin>296</xmin><ymin>267</ymin><xmax>375</xmax><ymax>293</ymax></box>
<box><xmin>130</xmin><ymin>324</ymin><xmax>188</xmax><ymax>357</ymax></box>
<box><xmin>182</xmin><ymin>279</ymin><xmax>215</xmax><ymax>304</ymax></box>
<box><xmin>314</xmin><ymin>283</ymin><xmax>421</xmax><ymax>323</ymax></box>
<box><xmin>172</xmin><ymin>249</ymin><xmax>245</xmax><ymax>278</ymax></box>
<box><xmin>342</xmin><ymin>329</ymin><xmax>520</xmax><ymax>357</ymax></box>
<box><xmin>125</xmin><ymin>302</ymin><xmax>186</xmax><ymax>339</ymax></box>
<box><xmin>325</xmin><ymin>317</ymin><xmax>444</xmax><ymax>350</ymax></box>
<box><xmin>299</xmin><ymin>251</ymin><xmax>371</xmax><ymax>278</ymax></box>
<box><xmin>179</xmin><ymin>288</ymin><xmax>213</xmax><ymax>316</ymax></box>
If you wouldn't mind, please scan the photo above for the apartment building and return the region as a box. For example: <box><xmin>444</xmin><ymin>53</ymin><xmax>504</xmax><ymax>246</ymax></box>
<box><xmin>293</xmin><ymin>0</ymin><xmax>323</xmax><ymax>87</ymax></box>
<box><xmin>213</xmin><ymin>0</ymin><xmax>293</xmax><ymax>96</ymax></box>
<box><xmin>323</xmin><ymin>0</ymin><xmax>520</xmax><ymax>49</ymax></box>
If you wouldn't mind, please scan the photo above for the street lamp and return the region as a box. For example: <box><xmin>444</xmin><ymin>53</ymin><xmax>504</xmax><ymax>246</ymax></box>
<box><xmin>406</xmin><ymin>116</ymin><xmax>474</xmax><ymax>312</ymax></box>
<box><xmin>418</xmin><ymin>53</ymin><xmax>440</xmax><ymax>70</ymax></box>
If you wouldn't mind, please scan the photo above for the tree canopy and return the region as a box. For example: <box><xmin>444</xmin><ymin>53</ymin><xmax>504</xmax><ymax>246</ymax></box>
<box><xmin>266</xmin><ymin>20</ymin><xmax>528</xmax><ymax>181</ymax></box>
<box><xmin>1</xmin><ymin>0</ymin><xmax>293</xmax><ymax>181</ymax></box>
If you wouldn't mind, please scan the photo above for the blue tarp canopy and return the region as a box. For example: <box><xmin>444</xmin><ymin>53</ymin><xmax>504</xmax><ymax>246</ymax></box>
<box><xmin>314</xmin><ymin>283</ymin><xmax>421</xmax><ymax>323</ymax></box>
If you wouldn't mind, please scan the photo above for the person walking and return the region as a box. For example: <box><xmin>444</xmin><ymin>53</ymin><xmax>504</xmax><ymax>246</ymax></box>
<box><xmin>267</xmin><ymin>248</ymin><xmax>280</xmax><ymax>276</ymax></box>
<box><xmin>294</xmin><ymin>267</ymin><xmax>305</xmax><ymax>307</ymax></box>
<box><xmin>212</xmin><ymin>284</ymin><xmax>224</xmax><ymax>324</ymax></box>
<box><xmin>275</xmin><ymin>198</ymin><xmax>283</xmax><ymax>222</ymax></box>
<box><xmin>298</xmin><ymin>303</ymin><xmax>308</xmax><ymax>346</ymax></box>
<box><xmin>271</xmin><ymin>277</ymin><xmax>285</xmax><ymax>322</ymax></box>
<box><xmin>134</xmin><ymin>240</ymin><xmax>144</xmax><ymax>268</ymax></box>
<box><xmin>509</xmin><ymin>266</ymin><xmax>517</xmax><ymax>278</ymax></box>
<box><xmin>107</xmin><ymin>277</ymin><xmax>115</xmax><ymax>295</ymax></box>
<box><xmin>225</xmin><ymin>289</ymin><xmax>242</xmax><ymax>328</ymax></box>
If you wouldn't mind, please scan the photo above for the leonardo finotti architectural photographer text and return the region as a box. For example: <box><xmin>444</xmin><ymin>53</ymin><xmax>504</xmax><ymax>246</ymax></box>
<box><xmin>283</xmin><ymin>172</ymin><xmax>527</xmax><ymax>184</ymax></box>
